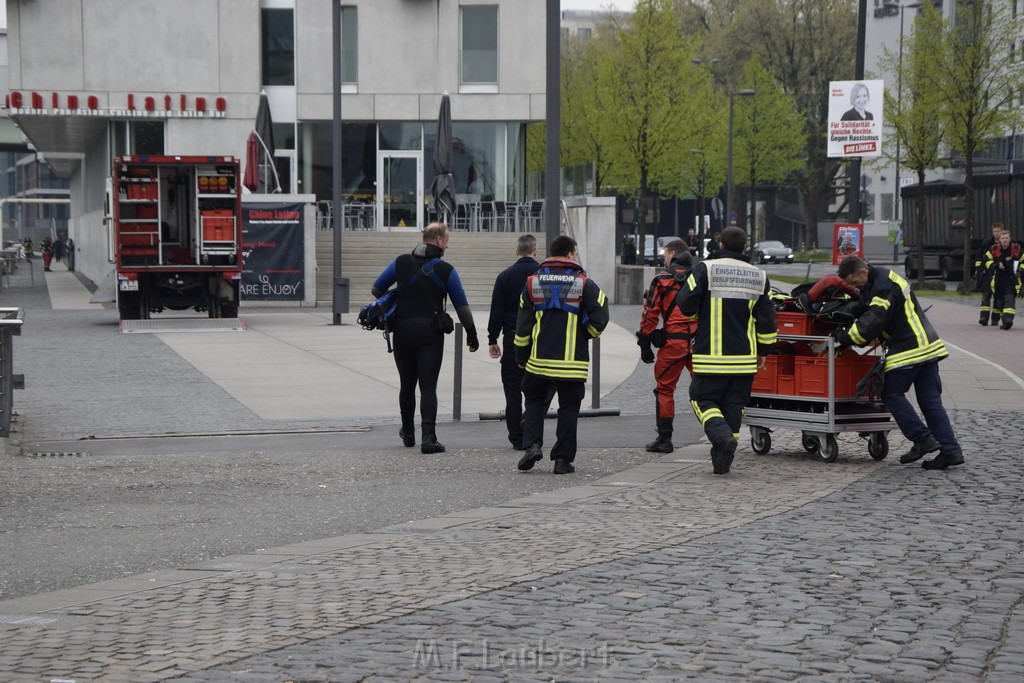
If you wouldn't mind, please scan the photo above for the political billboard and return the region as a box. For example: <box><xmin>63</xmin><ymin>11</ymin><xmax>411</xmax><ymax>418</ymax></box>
<box><xmin>827</xmin><ymin>80</ymin><xmax>884</xmax><ymax>158</ymax></box>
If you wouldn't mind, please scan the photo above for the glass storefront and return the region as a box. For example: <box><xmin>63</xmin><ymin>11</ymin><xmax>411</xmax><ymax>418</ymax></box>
<box><xmin>298</xmin><ymin>120</ymin><xmax>527</xmax><ymax>227</ymax></box>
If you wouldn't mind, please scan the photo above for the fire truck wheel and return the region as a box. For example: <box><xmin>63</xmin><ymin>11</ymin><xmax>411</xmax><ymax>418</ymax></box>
<box><xmin>220</xmin><ymin>304</ymin><xmax>238</xmax><ymax>319</ymax></box>
<box><xmin>118</xmin><ymin>306</ymin><xmax>140</xmax><ymax>321</ymax></box>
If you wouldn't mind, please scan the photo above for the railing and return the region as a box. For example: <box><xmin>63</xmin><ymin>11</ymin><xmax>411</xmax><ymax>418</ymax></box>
<box><xmin>0</xmin><ymin>307</ymin><xmax>25</xmax><ymax>437</ymax></box>
<box><xmin>315</xmin><ymin>200</ymin><xmax>552</xmax><ymax>232</ymax></box>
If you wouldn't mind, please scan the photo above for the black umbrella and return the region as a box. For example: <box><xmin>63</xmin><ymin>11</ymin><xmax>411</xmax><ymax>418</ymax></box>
<box><xmin>430</xmin><ymin>93</ymin><xmax>456</xmax><ymax>226</ymax></box>
<box><xmin>249</xmin><ymin>91</ymin><xmax>280</xmax><ymax>193</ymax></box>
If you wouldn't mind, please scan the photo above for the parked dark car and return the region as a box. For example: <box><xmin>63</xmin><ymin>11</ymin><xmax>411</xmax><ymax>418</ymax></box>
<box><xmin>753</xmin><ymin>240</ymin><xmax>794</xmax><ymax>263</ymax></box>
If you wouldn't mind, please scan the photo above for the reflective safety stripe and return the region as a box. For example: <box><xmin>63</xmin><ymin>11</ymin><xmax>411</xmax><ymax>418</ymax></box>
<box><xmin>690</xmin><ymin>400</ymin><xmax>723</xmax><ymax>426</ymax></box>
<box><xmin>691</xmin><ymin>354</ymin><xmax>758</xmax><ymax>374</ymax></box>
<box><xmin>514</xmin><ymin>334</ymin><xmax>531</xmax><ymax>347</ymax></box>
<box><xmin>885</xmin><ymin>339</ymin><xmax>947</xmax><ymax>371</ymax></box>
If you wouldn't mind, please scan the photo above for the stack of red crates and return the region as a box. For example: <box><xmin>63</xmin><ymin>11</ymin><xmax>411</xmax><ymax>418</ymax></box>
<box><xmin>202</xmin><ymin>210</ymin><xmax>234</xmax><ymax>241</ymax></box>
<box><xmin>751</xmin><ymin>310</ymin><xmax>877</xmax><ymax>398</ymax></box>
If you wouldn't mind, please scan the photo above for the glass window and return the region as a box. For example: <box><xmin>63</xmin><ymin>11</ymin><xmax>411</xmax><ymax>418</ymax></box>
<box><xmin>461</xmin><ymin>6</ymin><xmax>498</xmax><ymax>84</ymax></box>
<box><xmin>298</xmin><ymin>121</ymin><xmax>377</xmax><ymax>201</ymax></box>
<box><xmin>341</xmin><ymin>6</ymin><xmax>358</xmax><ymax>84</ymax></box>
<box><xmin>880</xmin><ymin>192</ymin><xmax>894</xmax><ymax>221</ymax></box>
<box><xmin>379</xmin><ymin>123</ymin><xmax>422</xmax><ymax>151</ymax></box>
<box><xmin>262</xmin><ymin>8</ymin><xmax>295</xmax><ymax>86</ymax></box>
<box><xmin>109</xmin><ymin>121</ymin><xmax>164</xmax><ymax>158</ymax></box>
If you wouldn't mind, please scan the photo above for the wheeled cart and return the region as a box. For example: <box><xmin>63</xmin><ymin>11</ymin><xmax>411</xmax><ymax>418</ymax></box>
<box><xmin>745</xmin><ymin>333</ymin><xmax>895</xmax><ymax>462</ymax></box>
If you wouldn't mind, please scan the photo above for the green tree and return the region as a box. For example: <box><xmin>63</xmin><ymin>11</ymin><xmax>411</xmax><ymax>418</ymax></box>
<box><xmin>594</xmin><ymin>0</ymin><xmax>715</xmax><ymax>249</ymax></box>
<box><xmin>931</xmin><ymin>0</ymin><xmax>1024</xmax><ymax>292</ymax></box>
<box><xmin>875</xmin><ymin>2</ymin><xmax>946</xmax><ymax>288</ymax></box>
<box><xmin>701</xmin><ymin>0</ymin><xmax>858</xmax><ymax>248</ymax></box>
<box><xmin>561</xmin><ymin>31</ymin><xmax>616</xmax><ymax>194</ymax></box>
<box><xmin>731</xmin><ymin>55</ymin><xmax>806</xmax><ymax>242</ymax></box>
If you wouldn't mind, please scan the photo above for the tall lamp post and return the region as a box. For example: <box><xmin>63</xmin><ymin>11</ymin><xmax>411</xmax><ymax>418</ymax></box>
<box><xmin>690</xmin><ymin>148</ymin><xmax>708</xmax><ymax>256</ymax></box>
<box><xmin>726</xmin><ymin>89</ymin><xmax>756</xmax><ymax>229</ymax></box>
<box><xmin>890</xmin><ymin>1</ymin><xmax>922</xmax><ymax>259</ymax></box>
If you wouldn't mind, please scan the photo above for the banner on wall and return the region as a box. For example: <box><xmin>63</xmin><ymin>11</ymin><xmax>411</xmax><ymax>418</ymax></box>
<box><xmin>240</xmin><ymin>202</ymin><xmax>305</xmax><ymax>301</ymax></box>
<box><xmin>833</xmin><ymin>223</ymin><xmax>864</xmax><ymax>265</ymax></box>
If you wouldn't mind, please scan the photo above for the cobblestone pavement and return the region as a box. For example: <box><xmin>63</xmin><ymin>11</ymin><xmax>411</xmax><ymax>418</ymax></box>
<box><xmin>179</xmin><ymin>409</ymin><xmax>1024</xmax><ymax>682</ymax></box>
<box><xmin>3</xmin><ymin>267</ymin><xmax>1024</xmax><ymax>681</ymax></box>
<box><xmin>1</xmin><ymin>406</ymin><xmax>1019</xmax><ymax>681</ymax></box>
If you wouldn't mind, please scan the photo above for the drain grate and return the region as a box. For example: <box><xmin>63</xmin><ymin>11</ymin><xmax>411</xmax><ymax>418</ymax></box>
<box><xmin>17</xmin><ymin>452</ymin><xmax>92</xmax><ymax>458</ymax></box>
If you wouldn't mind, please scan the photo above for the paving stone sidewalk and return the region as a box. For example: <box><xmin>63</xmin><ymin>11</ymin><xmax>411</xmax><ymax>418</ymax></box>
<box><xmin>179</xmin><ymin>408</ymin><xmax>1024</xmax><ymax>682</ymax></box>
<box><xmin>1</xmin><ymin>405</ymin><xmax>1019</xmax><ymax>681</ymax></box>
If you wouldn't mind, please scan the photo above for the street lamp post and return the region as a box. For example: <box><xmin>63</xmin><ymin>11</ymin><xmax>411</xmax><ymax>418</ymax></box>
<box><xmin>690</xmin><ymin>148</ymin><xmax>708</xmax><ymax>256</ymax></box>
<box><xmin>891</xmin><ymin>1</ymin><xmax>922</xmax><ymax>260</ymax></box>
<box><xmin>726</xmin><ymin>89</ymin><xmax>756</xmax><ymax>230</ymax></box>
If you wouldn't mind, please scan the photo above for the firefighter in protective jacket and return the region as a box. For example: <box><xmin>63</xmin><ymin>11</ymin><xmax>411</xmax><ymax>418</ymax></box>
<box><xmin>676</xmin><ymin>227</ymin><xmax>777</xmax><ymax>474</ymax></box>
<box><xmin>514</xmin><ymin>236</ymin><xmax>609</xmax><ymax>474</ymax></box>
<box><xmin>833</xmin><ymin>256</ymin><xmax>964</xmax><ymax>469</ymax></box>
<box><xmin>975</xmin><ymin>222</ymin><xmax>1004</xmax><ymax>325</ymax></box>
<box><xmin>636</xmin><ymin>240</ymin><xmax>697</xmax><ymax>453</ymax></box>
<box><xmin>983</xmin><ymin>229</ymin><xmax>1022</xmax><ymax>330</ymax></box>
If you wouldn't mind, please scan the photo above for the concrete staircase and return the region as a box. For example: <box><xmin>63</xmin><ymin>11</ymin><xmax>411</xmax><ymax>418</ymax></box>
<box><xmin>316</xmin><ymin>231</ymin><xmax>547</xmax><ymax>308</ymax></box>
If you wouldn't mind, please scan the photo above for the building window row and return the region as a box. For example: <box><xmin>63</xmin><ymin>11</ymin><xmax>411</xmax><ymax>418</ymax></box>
<box><xmin>258</xmin><ymin>5</ymin><xmax>499</xmax><ymax>88</ymax></box>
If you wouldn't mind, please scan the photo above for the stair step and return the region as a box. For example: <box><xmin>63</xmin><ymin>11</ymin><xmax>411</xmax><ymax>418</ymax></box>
<box><xmin>314</xmin><ymin>231</ymin><xmax>545</xmax><ymax>306</ymax></box>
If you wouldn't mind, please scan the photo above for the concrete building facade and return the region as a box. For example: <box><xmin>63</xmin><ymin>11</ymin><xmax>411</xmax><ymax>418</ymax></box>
<box><xmin>2</xmin><ymin>0</ymin><xmax>546</xmax><ymax>285</ymax></box>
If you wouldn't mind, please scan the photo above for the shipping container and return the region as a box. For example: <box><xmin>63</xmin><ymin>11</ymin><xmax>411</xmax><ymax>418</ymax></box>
<box><xmin>900</xmin><ymin>173</ymin><xmax>1024</xmax><ymax>279</ymax></box>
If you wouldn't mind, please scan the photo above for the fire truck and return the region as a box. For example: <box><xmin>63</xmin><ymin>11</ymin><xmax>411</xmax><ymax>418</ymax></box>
<box><xmin>111</xmin><ymin>155</ymin><xmax>242</xmax><ymax>321</ymax></box>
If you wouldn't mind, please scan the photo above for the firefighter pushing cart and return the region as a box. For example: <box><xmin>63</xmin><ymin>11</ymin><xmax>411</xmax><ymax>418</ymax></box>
<box><xmin>744</xmin><ymin>312</ymin><xmax>894</xmax><ymax>463</ymax></box>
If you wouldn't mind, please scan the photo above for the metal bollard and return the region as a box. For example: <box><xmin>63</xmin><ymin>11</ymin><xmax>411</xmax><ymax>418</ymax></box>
<box><xmin>453</xmin><ymin>323</ymin><xmax>463</xmax><ymax>421</ymax></box>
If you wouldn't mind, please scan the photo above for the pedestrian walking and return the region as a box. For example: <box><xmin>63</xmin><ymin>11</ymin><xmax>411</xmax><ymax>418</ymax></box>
<box><xmin>486</xmin><ymin>234</ymin><xmax>541</xmax><ymax>450</ymax></box>
<box><xmin>636</xmin><ymin>239</ymin><xmax>697</xmax><ymax>453</ymax></box>
<box><xmin>676</xmin><ymin>227</ymin><xmax>777</xmax><ymax>474</ymax></box>
<box><xmin>622</xmin><ymin>235</ymin><xmax>636</xmax><ymax>265</ymax></box>
<box><xmin>982</xmin><ymin>229</ymin><xmax>1022</xmax><ymax>330</ymax></box>
<box><xmin>52</xmin><ymin>236</ymin><xmax>65</xmax><ymax>263</ymax></box>
<box><xmin>515</xmin><ymin>235</ymin><xmax>609</xmax><ymax>474</ymax></box>
<box><xmin>66</xmin><ymin>238</ymin><xmax>75</xmax><ymax>272</ymax></box>
<box><xmin>21</xmin><ymin>236</ymin><xmax>33</xmax><ymax>261</ymax></box>
<box><xmin>975</xmin><ymin>222</ymin><xmax>1003</xmax><ymax>325</ymax></box>
<box><xmin>684</xmin><ymin>228</ymin><xmax>699</xmax><ymax>258</ymax></box>
<box><xmin>834</xmin><ymin>256</ymin><xmax>965</xmax><ymax>469</ymax></box>
<box><xmin>370</xmin><ymin>223</ymin><xmax>479</xmax><ymax>454</ymax></box>
<box><xmin>40</xmin><ymin>236</ymin><xmax>53</xmax><ymax>271</ymax></box>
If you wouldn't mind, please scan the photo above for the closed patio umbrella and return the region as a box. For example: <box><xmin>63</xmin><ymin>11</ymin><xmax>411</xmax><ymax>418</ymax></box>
<box><xmin>430</xmin><ymin>93</ymin><xmax>456</xmax><ymax>226</ymax></box>
<box><xmin>244</xmin><ymin>91</ymin><xmax>281</xmax><ymax>193</ymax></box>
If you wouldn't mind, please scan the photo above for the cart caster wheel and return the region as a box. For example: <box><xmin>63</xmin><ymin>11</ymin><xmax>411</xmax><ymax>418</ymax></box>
<box><xmin>801</xmin><ymin>432</ymin><xmax>819</xmax><ymax>453</ymax></box>
<box><xmin>817</xmin><ymin>435</ymin><xmax>839</xmax><ymax>463</ymax></box>
<box><xmin>750</xmin><ymin>428</ymin><xmax>771</xmax><ymax>455</ymax></box>
<box><xmin>868</xmin><ymin>432</ymin><xmax>889</xmax><ymax>460</ymax></box>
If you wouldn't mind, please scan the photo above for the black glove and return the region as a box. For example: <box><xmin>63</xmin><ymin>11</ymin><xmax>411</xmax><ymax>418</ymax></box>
<box><xmin>640</xmin><ymin>341</ymin><xmax>655</xmax><ymax>364</ymax></box>
<box><xmin>636</xmin><ymin>330</ymin><xmax>655</xmax><ymax>364</ymax></box>
<box><xmin>830</xmin><ymin>328</ymin><xmax>851</xmax><ymax>351</ymax></box>
<box><xmin>466</xmin><ymin>329</ymin><xmax>479</xmax><ymax>353</ymax></box>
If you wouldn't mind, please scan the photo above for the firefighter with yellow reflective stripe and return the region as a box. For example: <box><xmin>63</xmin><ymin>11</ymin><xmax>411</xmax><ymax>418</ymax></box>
<box><xmin>513</xmin><ymin>235</ymin><xmax>609</xmax><ymax>474</ymax></box>
<box><xmin>676</xmin><ymin>227</ymin><xmax>777</xmax><ymax>474</ymax></box>
<box><xmin>834</xmin><ymin>256</ymin><xmax>964</xmax><ymax>470</ymax></box>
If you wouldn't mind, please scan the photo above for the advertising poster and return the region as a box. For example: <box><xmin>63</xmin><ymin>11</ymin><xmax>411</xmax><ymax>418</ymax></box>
<box><xmin>827</xmin><ymin>79</ymin><xmax>884</xmax><ymax>158</ymax></box>
<box><xmin>833</xmin><ymin>223</ymin><xmax>864</xmax><ymax>265</ymax></box>
<box><xmin>240</xmin><ymin>201</ymin><xmax>305</xmax><ymax>301</ymax></box>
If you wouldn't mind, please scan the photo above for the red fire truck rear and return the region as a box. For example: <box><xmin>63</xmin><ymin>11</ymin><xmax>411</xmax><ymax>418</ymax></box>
<box><xmin>112</xmin><ymin>155</ymin><xmax>242</xmax><ymax>320</ymax></box>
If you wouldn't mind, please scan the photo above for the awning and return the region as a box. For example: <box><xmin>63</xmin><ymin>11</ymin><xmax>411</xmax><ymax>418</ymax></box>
<box><xmin>9</xmin><ymin>113</ymin><xmax>106</xmax><ymax>176</ymax></box>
